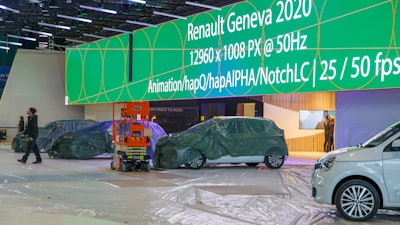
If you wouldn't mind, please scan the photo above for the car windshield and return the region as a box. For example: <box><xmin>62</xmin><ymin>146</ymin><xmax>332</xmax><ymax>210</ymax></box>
<box><xmin>362</xmin><ymin>122</ymin><xmax>400</xmax><ymax>147</ymax></box>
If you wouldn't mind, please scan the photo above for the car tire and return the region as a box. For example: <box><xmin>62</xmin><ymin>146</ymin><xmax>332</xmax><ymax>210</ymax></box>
<box><xmin>185</xmin><ymin>150</ymin><xmax>205</xmax><ymax>169</ymax></box>
<box><xmin>145</xmin><ymin>162</ymin><xmax>151</xmax><ymax>172</ymax></box>
<box><xmin>264</xmin><ymin>150</ymin><xmax>285</xmax><ymax>169</ymax></box>
<box><xmin>335</xmin><ymin>179</ymin><xmax>380</xmax><ymax>221</ymax></box>
<box><xmin>110</xmin><ymin>161</ymin><xmax>115</xmax><ymax>170</ymax></box>
<box><xmin>121</xmin><ymin>162</ymin><xmax>127</xmax><ymax>172</ymax></box>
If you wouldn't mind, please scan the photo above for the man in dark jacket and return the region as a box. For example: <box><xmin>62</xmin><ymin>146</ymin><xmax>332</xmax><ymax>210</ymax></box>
<box><xmin>18</xmin><ymin>107</ymin><xmax>42</xmax><ymax>164</ymax></box>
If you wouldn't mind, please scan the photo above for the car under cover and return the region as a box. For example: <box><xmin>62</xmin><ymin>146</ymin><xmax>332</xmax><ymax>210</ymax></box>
<box><xmin>48</xmin><ymin>120</ymin><xmax>167</xmax><ymax>159</ymax></box>
<box><xmin>12</xmin><ymin>120</ymin><xmax>99</xmax><ymax>153</ymax></box>
<box><xmin>13</xmin><ymin>120</ymin><xmax>167</xmax><ymax>160</ymax></box>
<box><xmin>153</xmin><ymin>116</ymin><xmax>288</xmax><ymax>169</ymax></box>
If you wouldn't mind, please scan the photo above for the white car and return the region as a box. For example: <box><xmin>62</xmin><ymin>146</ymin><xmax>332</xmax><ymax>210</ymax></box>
<box><xmin>311</xmin><ymin>121</ymin><xmax>400</xmax><ymax>221</ymax></box>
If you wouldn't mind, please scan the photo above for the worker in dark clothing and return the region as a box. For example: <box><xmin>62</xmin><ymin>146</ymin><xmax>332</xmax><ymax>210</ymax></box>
<box><xmin>327</xmin><ymin>115</ymin><xmax>335</xmax><ymax>151</ymax></box>
<box><xmin>17</xmin><ymin>107</ymin><xmax>42</xmax><ymax>164</ymax></box>
<box><xmin>323</xmin><ymin>112</ymin><xmax>330</xmax><ymax>152</ymax></box>
<box><xmin>18</xmin><ymin>115</ymin><xmax>25</xmax><ymax>133</ymax></box>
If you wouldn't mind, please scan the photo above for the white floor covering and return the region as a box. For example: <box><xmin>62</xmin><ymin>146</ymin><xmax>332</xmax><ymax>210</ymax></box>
<box><xmin>0</xmin><ymin>143</ymin><xmax>399</xmax><ymax>225</ymax></box>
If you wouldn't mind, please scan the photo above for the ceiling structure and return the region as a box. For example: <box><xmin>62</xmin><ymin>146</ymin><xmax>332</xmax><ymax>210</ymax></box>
<box><xmin>0</xmin><ymin>0</ymin><xmax>242</xmax><ymax>50</ymax></box>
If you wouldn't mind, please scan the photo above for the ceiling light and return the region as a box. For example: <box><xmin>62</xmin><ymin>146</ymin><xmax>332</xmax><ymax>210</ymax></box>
<box><xmin>185</xmin><ymin>1</ymin><xmax>221</xmax><ymax>11</ymax></box>
<box><xmin>0</xmin><ymin>5</ymin><xmax>20</xmax><ymax>13</ymax></box>
<box><xmin>0</xmin><ymin>40</ymin><xmax>22</xmax><ymax>46</ymax></box>
<box><xmin>38</xmin><ymin>22</ymin><xmax>71</xmax><ymax>30</ymax></box>
<box><xmin>126</xmin><ymin>20</ymin><xmax>157</xmax><ymax>28</ymax></box>
<box><xmin>57</xmin><ymin>14</ymin><xmax>92</xmax><ymax>23</ymax></box>
<box><xmin>129</xmin><ymin>0</ymin><xmax>146</xmax><ymax>4</ymax></box>
<box><xmin>83</xmin><ymin>33</ymin><xmax>107</xmax><ymax>39</ymax></box>
<box><xmin>103</xmin><ymin>27</ymin><xmax>131</xmax><ymax>33</ymax></box>
<box><xmin>7</xmin><ymin>34</ymin><xmax>37</xmax><ymax>42</ymax></box>
<box><xmin>0</xmin><ymin>46</ymin><xmax>10</xmax><ymax>50</ymax></box>
<box><xmin>79</xmin><ymin>5</ymin><xmax>117</xmax><ymax>14</ymax></box>
<box><xmin>21</xmin><ymin>28</ymin><xmax>52</xmax><ymax>36</ymax></box>
<box><xmin>153</xmin><ymin>11</ymin><xmax>187</xmax><ymax>20</ymax></box>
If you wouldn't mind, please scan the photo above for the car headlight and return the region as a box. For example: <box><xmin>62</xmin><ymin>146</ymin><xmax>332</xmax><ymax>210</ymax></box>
<box><xmin>315</xmin><ymin>156</ymin><xmax>336</xmax><ymax>170</ymax></box>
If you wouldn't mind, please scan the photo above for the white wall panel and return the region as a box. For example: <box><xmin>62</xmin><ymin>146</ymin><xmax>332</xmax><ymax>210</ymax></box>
<box><xmin>84</xmin><ymin>103</ymin><xmax>113</xmax><ymax>122</ymax></box>
<box><xmin>336</xmin><ymin>89</ymin><xmax>400</xmax><ymax>148</ymax></box>
<box><xmin>0</xmin><ymin>49</ymin><xmax>83</xmax><ymax>138</ymax></box>
<box><xmin>263</xmin><ymin>103</ymin><xmax>323</xmax><ymax>139</ymax></box>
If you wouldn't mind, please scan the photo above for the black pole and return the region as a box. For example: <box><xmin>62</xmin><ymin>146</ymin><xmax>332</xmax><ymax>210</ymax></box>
<box><xmin>129</xmin><ymin>33</ymin><xmax>133</xmax><ymax>82</ymax></box>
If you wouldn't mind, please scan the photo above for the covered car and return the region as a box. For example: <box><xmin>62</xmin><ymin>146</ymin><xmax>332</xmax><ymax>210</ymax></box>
<box><xmin>47</xmin><ymin>121</ymin><xmax>114</xmax><ymax>159</ymax></box>
<box><xmin>153</xmin><ymin>116</ymin><xmax>288</xmax><ymax>169</ymax></box>
<box><xmin>12</xmin><ymin>128</ymin><xmax>48</xmax><ymax>152</ymax></box>
<box><xmin>12</xmin><ymin>120</ymin><xmax>98</xmax><ymax>153</ymax></box>
<box><xmin>38</xmin><ymin>120</ymin><xmax>98</xmax><ymax>151</ymax></box>
<box><xmin>48</xmin><ymin>120</ymin><xmax>167</xmax><ymax>159</ymax></box>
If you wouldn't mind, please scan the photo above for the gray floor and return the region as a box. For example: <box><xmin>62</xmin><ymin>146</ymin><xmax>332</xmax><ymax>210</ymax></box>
<box><xmin>0</xmin><ymin>143</ymin><xmax>399</xmax><ymax>225</ymax></box>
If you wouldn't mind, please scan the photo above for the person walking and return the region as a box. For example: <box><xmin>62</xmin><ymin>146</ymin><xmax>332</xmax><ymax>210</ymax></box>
<box><xmin>17</xmin><ymin>107</ymin><xmax>42</xmax><ymax>164</ymax></box>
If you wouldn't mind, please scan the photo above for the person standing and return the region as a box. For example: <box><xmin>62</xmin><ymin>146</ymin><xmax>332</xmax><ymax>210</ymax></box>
<box><xmin>327</xmin><ymin>115</ymin><xmax>335</xmax><ymax>151</ymax></box>
<box><xmin>17</xmin><ymin>116</ymin><xmax>25</xmax><ymax>133</ymax></box>
<box><xmin>17</xmin><ymin>107</ymin><xmax>42</xmax><ymax>164</ymax></box>
<box><xmin>323</xmin><ymin>112</ymin><xmax>330</xmax><ymax>152</ymax></box>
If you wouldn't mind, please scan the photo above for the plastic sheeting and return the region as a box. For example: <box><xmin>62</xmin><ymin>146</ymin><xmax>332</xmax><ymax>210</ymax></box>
<box><xmin>48</xmin><ymin>121</ymin><xmax>114</xmax><ymax>159</ymax></box>
<box><xmin>12</xmin><ymin>119</ymin><xmax>167</xmax><ymax>159</ymax></box>
<box><xmin>146</xmin><ymin>121</ymin><xmax>168</xmax><ymax>158</ymax></box>
<box><xmin>2</xmin><ymin>147</ymin><xmax>400</xmax><ymax>225</ymax></box>
<box><xmin>153</xmin><ymin>116</ymin><xmax>288</xmax><ymax>169</ymax></box>
<box><xmin>12</xmin><ymin>120</ymin><xmax>98</xmax><ymax>153</ymax></box>
<box><xmin>48</xmin><ymin>120</ymin><xmax>167</xmax><ymax>159</ymax></box>
<box><xmin>11</xmin><ymin>128</ymin><xmax>47</xmax><ymax>152</ymax></box>
<box><xmin>39</xmin><ymin>120</ymin><xmax>99</xmax><ymax>151</ymax></box>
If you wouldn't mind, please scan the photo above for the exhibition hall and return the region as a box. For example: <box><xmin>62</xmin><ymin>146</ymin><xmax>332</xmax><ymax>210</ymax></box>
<box><xmin>1</xmin><ymin>0</ymin><xmax>399</xmax><ymax>224</ymax></box>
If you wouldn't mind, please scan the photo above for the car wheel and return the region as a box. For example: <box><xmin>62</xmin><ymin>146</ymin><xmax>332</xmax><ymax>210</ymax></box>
<box><xmin>121</xmin><ymin>162</ymin><xmax>127</xmax><ymax>172</ymax></box>
<box><xmin>110</xmin><ymin>161</ymin><xmax>115</xmax><ymax>170</ymax></box>
<box><xmin>264</xmin><ymin>150</ymin><xmax>285</xmax><ymax>169</ymax></box>
<box><xmin>185</xmin><ymin>150</ymin><xmax>205</xmax><ymax>169</ymax></box>
<box><xmin>145</xmin><ymin>162</ymin><xmax>151</xmax><ymax>172</ymax></box>
<box><xmin>335</xmin><ymin>179</ymin><xmax>380</xmax><ymax>221</ymax></box>
<box><xmin>245</xmin><ymin>163</ymin><xmax>259</xmax><ymax>167</ymax></box>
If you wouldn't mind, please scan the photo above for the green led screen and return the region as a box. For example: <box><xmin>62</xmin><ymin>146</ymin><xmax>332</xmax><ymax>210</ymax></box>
<box><xmin>65</xmin><ymin>0</ymin><xmax>400</xmax><ymax>104</ymax></box>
